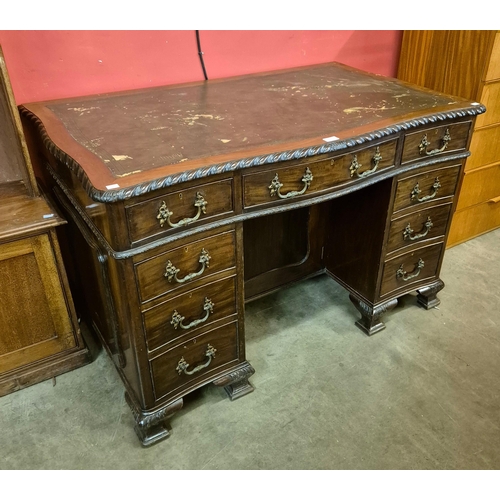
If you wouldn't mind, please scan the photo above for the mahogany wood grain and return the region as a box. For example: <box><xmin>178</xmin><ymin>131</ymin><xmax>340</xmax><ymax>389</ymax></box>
<box><xmin>126</xmin><ymin>178</ymin><xmax>234</xmax><ymax>244</ymax></box>
<box><xmin>143</xmin><ymin>274</ymin><xmax>237</xmax><ymax>352</ymax></box>
<box><xmin>150</xmin><ymin>320</ymin><xmax>240</xmax><ymax>401</ymax></box>
<box><xmin>18</xmin><ymin>61</ymin><xmax>482</xmax><ymax>444</ymax></box>
<box><xmin>135</xmin><ymin>228</ymin><xmax>236</xmax><ymax>305</ymax></box>
<box><xmin>242</xmin><ymin>139</ymin><xmax>397</xmax><ymax>208</ymax></box>
<box><xmin>392</xmin><ymin>164</ymin><xmax>461</xmax><ymax>213</ymax></box>
<box><xmin>400</xmin><ymin>121</ymin><xmax>471</xmax><ymax>165</ymax></box>
<box><xmin>387</xmin><ymin>202</ymin><xmax>452</xmax><ymax>254</ymax></box>
<box><xmin>380</xmin><ymin>242</ymin><xmax>444</xmax><ymax>298</ymax></box>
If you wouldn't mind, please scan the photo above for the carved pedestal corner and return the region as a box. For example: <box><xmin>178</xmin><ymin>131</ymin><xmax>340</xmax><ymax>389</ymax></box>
<box><xmin>417</xmin><ymin>279</ymin><xmax>445</xmax><ymax>310</ymax></box>
<box><xmin>213</xmin><ymin>361</ymin><xmax>255</xmax><ymax>401</ymax></box>
<box><xmin>125</xmin><ymin>392</ymin><xmax>183</xmax><ymax>447</ymax></box>
<box><xmin>349</xmin><ymin>295</ymin><xmax>398</xmax><ymax>336</ymax></box>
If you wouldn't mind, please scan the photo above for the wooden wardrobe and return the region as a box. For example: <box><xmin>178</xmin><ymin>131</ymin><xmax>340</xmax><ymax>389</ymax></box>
<box><xmin>398</xmin><ymin>30</ymin><xmax>500</xmax><ymax>246</ymax></box>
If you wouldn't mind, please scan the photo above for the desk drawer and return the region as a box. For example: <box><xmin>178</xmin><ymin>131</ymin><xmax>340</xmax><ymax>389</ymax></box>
<box><xmin>135</xmin><ymin>229</ymin><xmax>236</xmax><ymax>304</ymax></box>
<box><xmin>380</xmin><ymin>242</ymin><xmax>444</xmax><ymax>297</ymax></box>
<box><xmin>150</xmin><ymin>320</ymin><xmax>240</xmax><ymax>401</ymax></box>
<box><xmin>387</xmin><ymin>203</ymin><xmax>452</xmax><ymax>254</ymax></box>
<box><xmin>243</xmin><ymin>140</ymin><xmax>397</xmax><ymax>208</ymax></box>
<box><xmin>393</xmin><ymin>164</ymin><xmax>461</xmax><ymax>213</ymax></box>
<box><xmin>401</xmin><ymin>121</ymin><xmax>471</xmax><ymax>165</ymax></box>
<box><xmin>127</xmin><ymin>179</ymin><xmax>234</xmax><ymax>244</ymax></box>
<box><xmin>143</xmin><ymin>275</ymin><xmax>237</xmax><ymax>352</ymax></box>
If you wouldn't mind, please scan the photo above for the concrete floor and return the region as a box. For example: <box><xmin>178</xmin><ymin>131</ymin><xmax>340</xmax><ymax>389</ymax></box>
<box><xmin>1</xmin><ymin>229</ymin><xmax>499</xmax><ymax>470</ymax></box>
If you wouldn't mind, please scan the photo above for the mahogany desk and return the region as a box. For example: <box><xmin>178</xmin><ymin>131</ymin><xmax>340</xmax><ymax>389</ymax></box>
<box><xmin>20</xmin><ymin>63</ymin><xmax>484</xmax><ymax>445</ymax></box>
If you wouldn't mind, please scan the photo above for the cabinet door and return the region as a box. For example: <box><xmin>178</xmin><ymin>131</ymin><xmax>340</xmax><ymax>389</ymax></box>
<box><xmin>0</xmin><ymin>232</ymin><xmax>77</xmax><ymax>374</ymax></box>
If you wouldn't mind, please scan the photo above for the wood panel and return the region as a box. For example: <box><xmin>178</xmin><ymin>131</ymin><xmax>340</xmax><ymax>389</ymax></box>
<box><xmin>476</xmin><ymin>81</ymin><xmax>500</xmax><ymax>128</ymax></box>
<box><xmin>456</xmin><ymin>163</ymin><xmax>500</xmax><ymax>210</ymax></box>
<box><xmin>484</xmin><ymin>32</ymin><xmax>500</xmax><ymax>81</ymax></box>
<box><xmin>150</xmin><ymin>321</ymin><xmax>239</xmax><ymax>401</ymax></box>
<box><xmin>398</xmin><ymin>31</ymin><xmax>496</xmax><ymax>100</ymax></box>
<box><xmin>447</xmin><ymin>200</ymin><xmax>500</xmax><ymax>247</ymax></box>
<box><xmin>392</xmin><ymin>164</ymin><xmax>461</xmax><ymax>213</ymax></box>
<box><xmin>0</xmin><ymin>234</ymin><xmax>77</xmax><ymax>374</ymax></box>
<box><xmin>466</xmin><ymin>124</ymin><xmax>500</xmax><ymax>171</ymax></box>
<box><xmin>380</xmin><ymin>242</ymin><xmax>444</xmax><ymax>298</ymax></box>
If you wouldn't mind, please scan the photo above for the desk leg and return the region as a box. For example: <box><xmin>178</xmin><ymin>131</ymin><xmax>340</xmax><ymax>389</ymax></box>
<box><xmin>417</xmin><ymin>279</ymin><xmax>445</xmax><ymax>309</ymax></box>
<box><xmin>349</xmin><ymin>295</ymin><xmax>398</xmax><ymax>336</ymax></box>
<box><xmin>125</xmin><ymin>392</ymin><xmax>183</xmax><ymax>447</ymax></box>
<box><xmin>213</xmin><ymin>361</ymin><xmax>255</xmax><ymax>401</ymax></box>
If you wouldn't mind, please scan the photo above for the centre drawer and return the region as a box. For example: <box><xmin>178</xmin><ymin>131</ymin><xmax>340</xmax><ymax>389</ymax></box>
<box><xmin>150</xmin><ymin>320</ymin><xmax>240</xmax><ymax>401</ymax></box>
<box><xmin>134</xmin><ymin>229</ymin><xmax>236</xmax><ymax>304</ymax></box>
<box><xmin>242</xmin><ymin>139</ymin><xmax>397</xmax><ymax>208</ymax></box>
<box><xmin>143</xmin><ymin>274</ymin><xmax>237</xmax><ymax>352</ymax></box>
<box><xmin>380</xmin><ymin>242</ymin><xmax>444</xmax><ymax>298</ymax></box>
<box><xmin>393</xmin><ymin>163</ymin><xmax>461</xmax><ymax>213</ymax></box>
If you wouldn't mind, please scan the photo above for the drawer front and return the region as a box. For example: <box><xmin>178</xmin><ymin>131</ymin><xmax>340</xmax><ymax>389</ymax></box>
<box><xmin>127</xmin><ymin>179</ymin><xmax>234</xmax><ymax>244</ymax></box>
<box><xmin>393</xmin><ymin>164</ymin><xmax>461</xmax><ymax>213</ymax></box>
<box><xmin>466</xmin><ymin>124</ymin><xmax>500</xmax><ymax>172</ymax></box>
<box><xmin>380</xmin><ymin>242</ymin><xmax>444</xmax><ymax>297</ymax></box>
<box><xmin>150</xmin><ymin>321</ymin><xmax>239</xmax><ymax>401</ymax></box>
<box><xmin>447</xmin><ymin>199</ymin><xmax>500</xmax><ymax>247</ymax></box>
<box><xmin>401</xmin><ymin>121</ymin><xmax>471</xmax><ymax>165</ymax></box>
<box><xmin>135</xmin><ymin>229</ymin><xmax>236</xmax><ymax>304</ymax></box>
<box><xmin>476</xmin><ymin>81</ymin><xmax>500</xmax><ymax>128</ymax></box>
<box><xmin>243</xmin><ymin>140</ymin><xmax>397</xmax><ymax>208</ymax></box>
<box><xmin>456</xmin><ymin>163</ymin><xmax>500</xmax><ymax>210</ymax></box>
<box><xmin>387</xmin><ymin>203</ymin><xmax>452</xmax><ymax>254</ymax></box>
<box><xmin>143</xmin><ymin>275</ymin><xmax>237</xmax><ymax>352</ymax></box>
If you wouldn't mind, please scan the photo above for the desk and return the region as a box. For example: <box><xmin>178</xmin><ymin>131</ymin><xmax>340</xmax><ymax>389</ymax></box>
<box><xmin>20</xmin><ymin>63</ymin><xmax>484</xmax><ymax>446</ymax></box>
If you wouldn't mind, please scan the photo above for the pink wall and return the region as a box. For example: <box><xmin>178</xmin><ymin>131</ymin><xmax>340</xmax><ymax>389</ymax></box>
<box><xmin>0</xmin><ymin>30</ymin><xmax>403</xmax><ymax>104</ymax></box>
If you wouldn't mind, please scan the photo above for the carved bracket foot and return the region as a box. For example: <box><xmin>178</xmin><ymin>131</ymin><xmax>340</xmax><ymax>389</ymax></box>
<box><xmin>213</xmin><ymin>361</ymin><xmax>255</xmax><ymax>401</ymax></box>
<box><xmin>125</xmin><ymin>392</ymin><xmax>183</xmax><ymax>447</ymax></box>
<box><xmin>417</xmin><ymin>279</ymin><xmax>445</xmax><ymax>310</ymax></box>
<box><xmin>349</xmin><ymin>295</ymin><xmax>398</xmax><ymax>336</ymax></box>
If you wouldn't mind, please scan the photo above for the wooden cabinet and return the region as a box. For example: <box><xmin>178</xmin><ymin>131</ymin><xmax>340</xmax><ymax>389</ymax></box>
<box><xmin>0</xmin><ymin>46</ymin><xmax>92</xmax><ymax>396</ymax></box>
<box><xmin>398</xmin><ymin>30</ymin><xmax>500</xmax><ymax>246</ymax></box>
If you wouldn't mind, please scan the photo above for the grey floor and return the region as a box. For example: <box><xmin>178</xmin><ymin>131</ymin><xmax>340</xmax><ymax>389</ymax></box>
<box><xmin>1</xmin><ymin>230</ymin><xmax>499</xmax><ymax>470</ymax></box>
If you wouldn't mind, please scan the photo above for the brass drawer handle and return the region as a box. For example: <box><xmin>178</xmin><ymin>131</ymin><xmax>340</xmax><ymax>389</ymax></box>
<box><xmin>176</xmin><ymin>344</ymin><xmax>217</xmax><ymax>376</ymax></box>
<box><xmin>349</xmin><ymin>147</ymin><xmax>382</xmax><ymax>178</ymax></box>
<box><xmin>157</xmin><ymin>192</ymin><xmax>207</xmax><ymax>228</ymax></box>
<box><xmin>269</xmin><ymin>167</ymin><xmax>313</xmax><ymax>199</ymax></box>
<box><xmin>403</xmin><ymin>216</ymin><xmax>433</xmax><ymax>241</ymax></box>
<box><xmin>419</xmin><ymin>128</ymin><xmax>451</xmax><ymax>156</ymax></box>
<box><xmin>410</xmin><ymin>177</ymin><xmax>441</xmax><ymax>203</ymax></box>
<box><xmin>164</xmin><ymin>248</ymin><xmax>211</xmax><ymax>284</ymax></box>
<box><xmin>396</xmin><ymin>258</ymin><xmax>425</xmax><ymax>281</ymax></box>
<box><xmin>171</xmin><ymin>297</ymin><xmax>214</xmax><ymax>330</ymax></box>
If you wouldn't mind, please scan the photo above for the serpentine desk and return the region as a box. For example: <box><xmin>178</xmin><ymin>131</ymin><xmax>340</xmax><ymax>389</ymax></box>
<box><xmin>20</xmin><ymin>63</ymin><xmax>485</xmax><ymax>446</ymax></box>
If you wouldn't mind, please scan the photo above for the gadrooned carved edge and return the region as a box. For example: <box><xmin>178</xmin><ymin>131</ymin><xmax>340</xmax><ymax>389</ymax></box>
<box><xmin>417</xmin><ymin>279</ymin><xmax>445</xmax><ymax>297</ymax></box>
<box><xmin>124</xmin><ymin>392</ymin><xmax>183</xmax><ymax>430</ymax></box>
<box><xmin>350</xmin><ymin>295</ymin><xmax>398</xmax><ymax>320</ymax></box>
<box><xmin>212</xmin><ymin>361</ymin><xmax>255</xmax><ymax>387</ymax></box>
<box><xmin>20</xmin><ymin>105</ymin><xmax>486</xmax><ymax>203</ymax></box>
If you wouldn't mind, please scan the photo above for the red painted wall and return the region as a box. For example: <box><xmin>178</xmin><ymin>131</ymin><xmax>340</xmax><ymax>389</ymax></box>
<box><xmin>0</xmin><ymin>30</ymin><xmax>403</xmax><ymax>104</ymax></box>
